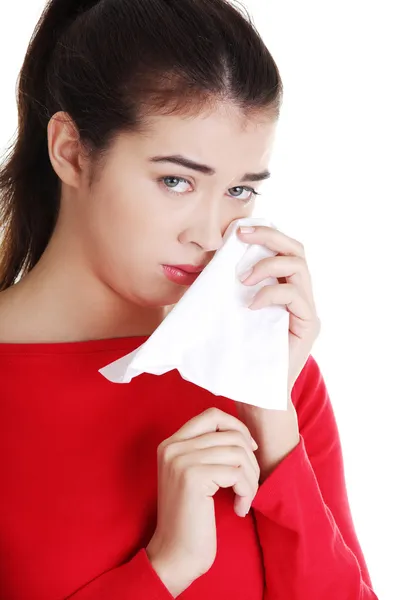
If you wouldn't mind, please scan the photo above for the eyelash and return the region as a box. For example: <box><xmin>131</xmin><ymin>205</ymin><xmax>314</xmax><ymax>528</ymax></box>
<box><xmin>157</xmin><ymin>176</ymin><xmax>261</xmax><ymax>204</ymax></box>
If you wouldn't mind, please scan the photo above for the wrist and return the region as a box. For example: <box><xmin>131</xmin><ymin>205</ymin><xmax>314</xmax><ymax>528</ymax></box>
<box><xmin>146</xmin><ymin>544</ymin><xmax>193</xmax><ymax>598</ymax></box>
<box><xmin>253</xmin><ymin>407</ymin><xmax>300</xmax><ymax>483</ymax></box>
<box><xmin>257</xmin><ymin>438</ymin><xmax>299</xmax><ymax>483</ymax></box>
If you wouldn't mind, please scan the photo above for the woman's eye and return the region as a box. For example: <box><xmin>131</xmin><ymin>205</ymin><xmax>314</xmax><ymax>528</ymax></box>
<box><xmin>228</xmin><ymin>186</ymin><xmax>257</xmax><ymax>202</ymax></box>
<box><xmin>158</xmin><ymin>176</ymin><xmax>259</xmax><ymax>203</ymax></box>
<box><xmin>160</xmin><ymin>176</ymin><xmax>192</xmax><ymax>194</ymax></box>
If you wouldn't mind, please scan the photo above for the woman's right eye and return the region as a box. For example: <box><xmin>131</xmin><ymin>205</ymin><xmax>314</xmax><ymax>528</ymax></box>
<box><xmin>159</xmin><ymin>176</ymin><xmax>192</xmax><ymax>195</ymax></box>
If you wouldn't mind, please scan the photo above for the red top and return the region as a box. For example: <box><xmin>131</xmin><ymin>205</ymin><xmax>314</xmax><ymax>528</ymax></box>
<box><xmin>0</xmin><ymin>336</ymin><xmax>378</xmax><ymax>599</ymax></box>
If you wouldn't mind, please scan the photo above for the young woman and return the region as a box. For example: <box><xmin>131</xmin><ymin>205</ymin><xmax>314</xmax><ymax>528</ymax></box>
<box><xmin>0</xmin><ymin>1</ymin><xmax>378</xmax><ymax>599</ymax></box>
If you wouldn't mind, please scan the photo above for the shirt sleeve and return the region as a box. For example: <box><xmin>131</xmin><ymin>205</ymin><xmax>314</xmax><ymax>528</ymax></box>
<box><xmin>250</xmin><ymin>354</ymin><xmax>379</xmax><ymax>599</ymax></box>
<box><xmin>66</xmin><ymin>548</ymin><xmax>174</xmax><ymax>599</ymax></box>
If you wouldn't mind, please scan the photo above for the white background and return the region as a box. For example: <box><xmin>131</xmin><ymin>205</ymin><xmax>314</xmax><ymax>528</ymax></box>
<box><xmin>1</xmin><ymin>2</ymin><xmax>399</xmax><ymax>598</ymax></box>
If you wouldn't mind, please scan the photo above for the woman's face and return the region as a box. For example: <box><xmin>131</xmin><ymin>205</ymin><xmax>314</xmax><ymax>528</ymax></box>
<box><xmin>54</xmin><ymin>103</ymin><xmax>277</xmax><ymax>308</ymax></box>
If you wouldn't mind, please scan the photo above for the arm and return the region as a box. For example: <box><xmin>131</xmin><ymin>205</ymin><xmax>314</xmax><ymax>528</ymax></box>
<box><xmin>250</xmin><ymin>355</ymin><xmax>379</xmax><ymax>599</ymax></box>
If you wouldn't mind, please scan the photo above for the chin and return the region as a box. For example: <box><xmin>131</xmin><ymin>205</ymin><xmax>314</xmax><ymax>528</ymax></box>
<box><xmin>156</xmin><ymin>287</ymin><xmax>187</xmax><ymax>306</ymax></box>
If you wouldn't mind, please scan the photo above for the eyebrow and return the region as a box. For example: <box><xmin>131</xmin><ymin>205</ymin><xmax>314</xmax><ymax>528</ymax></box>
<box><xmin>149</xmin><ymin>154</ymin><xmax>271</xmax><ymax>183</ymax></box>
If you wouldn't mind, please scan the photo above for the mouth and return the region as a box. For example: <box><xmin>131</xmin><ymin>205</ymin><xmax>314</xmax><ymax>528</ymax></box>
<box><xmin>161</xmin><ymin>264</ymin><xmax>206</xmax><ymax>286</ymax></box>
<box><xmin>168</xmin><ymin>264</ymin><xmax>206</xmax><ymax>273</ymax></box>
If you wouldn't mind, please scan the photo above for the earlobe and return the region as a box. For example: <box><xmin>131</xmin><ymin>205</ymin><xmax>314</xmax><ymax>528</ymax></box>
<box><xmin>47</xmin><ymin>111</ymin><xmax>83</xmax><ymax>188</ymax></box>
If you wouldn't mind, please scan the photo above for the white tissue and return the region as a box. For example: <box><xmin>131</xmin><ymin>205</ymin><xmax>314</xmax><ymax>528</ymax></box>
<box><xmin>99</xmin><ymin>217</ymin><xmax>290</xmax><ymax>410</ymax></box>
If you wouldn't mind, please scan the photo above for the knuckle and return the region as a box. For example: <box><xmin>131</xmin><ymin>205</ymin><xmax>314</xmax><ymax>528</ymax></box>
<box><xmin>206</xmin><ymin>406</ymin><xmax>224</xmax><ymax>418</ymax></box>
<box><xmin>157</xmin><ymin>440</ymin><xmax>176</xmax><ymax>463</ymax></box>
<box><xmin>157</xmin><ymin>440</ymin><xmax>166</xmax><ymax>458</ymax></box>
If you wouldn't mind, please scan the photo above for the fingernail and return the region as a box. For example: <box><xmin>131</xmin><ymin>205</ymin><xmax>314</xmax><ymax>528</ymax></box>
<box><xmin>251</xmin><ymin>437</ymin><xmax>258</xmax><ymax>450</ymax></box>
<box><xmin>239</xmin><ymin>226</ymin><xmax>256</xmax><ymax>234</ymax></box>
<box><xmin>239</xmin><ymin>268</ymin><xmax>253</xmax><ymax>282</ymax></box>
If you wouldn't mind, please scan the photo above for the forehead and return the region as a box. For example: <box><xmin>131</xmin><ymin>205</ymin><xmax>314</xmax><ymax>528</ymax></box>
<box><xmin>127</xmin><ymin>104</ymin><xmax>277</xmax><ymax>174</ymax></box>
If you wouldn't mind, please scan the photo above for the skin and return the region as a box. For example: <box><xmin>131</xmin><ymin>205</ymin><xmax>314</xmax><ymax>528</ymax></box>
<box><xmin>0</xmin><ymin>101</ymin><xmax>321</xmax><ymax>593</ymax></box>
<box><xmin>0</xmin><ymin>102</ymin><xmax>277</xmax><ymax>342</ymax></box>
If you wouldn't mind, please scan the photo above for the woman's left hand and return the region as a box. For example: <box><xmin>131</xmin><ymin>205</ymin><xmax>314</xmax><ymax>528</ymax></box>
<box><xmin>233</xmin><ymin>224</ymin><xmax>321</xmax><ymax>481</ymax></box>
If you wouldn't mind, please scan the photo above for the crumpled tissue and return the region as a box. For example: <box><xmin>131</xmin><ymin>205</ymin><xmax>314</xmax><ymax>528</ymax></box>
<box><xmin>99</xmin><ymin>217</ymin><xmax>290</xmax><ymax>410</ymax></box>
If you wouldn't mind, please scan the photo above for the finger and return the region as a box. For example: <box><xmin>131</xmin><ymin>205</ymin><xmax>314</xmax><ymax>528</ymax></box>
<box><xmin>178</xmin><ymin>446</ymin><xmax>259</xmax><ymax>491</ymax></box>
<box><xmin>188</xmin><ymin>463</ymin><xmax>254</xmax><ymax>500</ymax></box>
<box><xmin>196</xmin><ymin>463</ymin><xmax>255</xmax><ymax>517</ymax></box>
<box><xmin>182</xmin><ymin>431</ymin><xmax>260</xmax><ymax>480</ymax></box>
<box><xmin>234</xmin><ymin>493</ymin><xmax>252</xmax><ymax>517</ymax></box>
<box><xmin>170</xmin><ymin>407</ymin><xmax>258</xmax><ymax>450</ymax></box>
<box><xmin>248</xmin><ymin>283</ymin><xmax>314</xmax><ymax>320</ymax></box>
<box><xmin>240</xmin><ymin>255</ymin><xmax>304</xmax><ymax>286</ymax></box>
<box><xmin>240</xmin><ymin>255</ymin><xmax>316</xmax><ymax>308</ymax></box>
<box><xmin>237</xmin><ymin>225</ymin><xmax>305</xmax><ymax>258</ymax></box>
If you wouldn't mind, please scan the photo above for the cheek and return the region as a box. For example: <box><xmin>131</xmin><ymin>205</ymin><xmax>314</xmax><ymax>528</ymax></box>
<box><xmin>78</xmin><ymin>191</ymin><xmax>134</xmax><ymax>271</ymax></box>
<box><xmin>97</xmin><ymin>173</ymin><xmax>171</xmax><ymax>230</ymax></box>
<box><xmin>85</xmin><ymin>190</ymin><xmax>168</xmax><ymax>273</ymax></box>
<box><xmin>86</xmin><ymin>177</ymin><xmax>141</xmax><ymax>237</ymax></box>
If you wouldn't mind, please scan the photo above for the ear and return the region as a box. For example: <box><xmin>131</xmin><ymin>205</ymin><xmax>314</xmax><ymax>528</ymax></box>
<box><xmin>47</xmin><ymin>111</ymin><xmax>87</xmax><ymax>189</ymax></box>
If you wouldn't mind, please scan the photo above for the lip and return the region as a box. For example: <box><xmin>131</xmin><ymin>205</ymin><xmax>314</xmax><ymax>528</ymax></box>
<box><xmin>168</xmin><ymin>264</ymin><xmax>206</xmax><ymax>273</ymax></box>
<box><xmin>162</xmin><ymin>265</ymin><xmax>204</xmax><ymax>286</ymax></box>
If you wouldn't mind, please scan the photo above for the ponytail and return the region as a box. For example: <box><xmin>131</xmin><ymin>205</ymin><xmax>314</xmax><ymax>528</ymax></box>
<box><xmin>0</xmin><ymin>0</ymin><xmax>99</xmax><ymax>290</ymax></box>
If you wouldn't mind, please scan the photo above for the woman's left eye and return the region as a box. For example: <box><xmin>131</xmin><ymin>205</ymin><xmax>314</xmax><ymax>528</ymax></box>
<box><xmin>228</xmin><ymin>186</ymin><xmax>258</xmax><ymax>202</ymax></box>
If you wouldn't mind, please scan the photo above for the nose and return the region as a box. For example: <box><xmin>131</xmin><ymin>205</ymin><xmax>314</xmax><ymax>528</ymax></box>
<box><xmin>178</xmin><ymin>198</ymin><xmax>225</xmax><ymax>252</ymax></box>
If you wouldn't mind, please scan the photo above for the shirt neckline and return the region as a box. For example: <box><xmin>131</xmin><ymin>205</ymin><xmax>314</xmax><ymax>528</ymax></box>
<box><xmin>0</xmin><ymin>335</ymin><xmax>150</xmax><ymax>355</ymax></box>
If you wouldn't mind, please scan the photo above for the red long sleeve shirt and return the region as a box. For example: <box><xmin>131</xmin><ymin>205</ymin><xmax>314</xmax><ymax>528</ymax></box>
<box><xmin>0</xmin><ymin>336</ymin><xmax>378</xmax><ymax>599</ymax></box>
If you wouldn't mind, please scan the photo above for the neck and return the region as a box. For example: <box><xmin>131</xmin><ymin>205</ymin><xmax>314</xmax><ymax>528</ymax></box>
<box><xmin>0</xmin><ymin>232</ymin><xmax>171</xmax><ymax>344</ymax></box>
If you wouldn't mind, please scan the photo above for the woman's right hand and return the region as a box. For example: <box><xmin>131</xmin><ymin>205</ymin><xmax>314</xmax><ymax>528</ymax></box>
<box><xmin>145</xmin><ymin>407</ymin><xmax>260</xmax><ymax>597</ymax></box>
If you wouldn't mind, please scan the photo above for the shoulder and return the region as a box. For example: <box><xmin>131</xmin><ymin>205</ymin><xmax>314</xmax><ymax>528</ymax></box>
<box><xmin>0</xmin><ymin>286</ymin><xmax>33</xmax><ymax>343</ymax></box>
<box><xmin>0</xmin><ymin>289</ymin><xmax>15</xmax><ymax>341</ymax></box>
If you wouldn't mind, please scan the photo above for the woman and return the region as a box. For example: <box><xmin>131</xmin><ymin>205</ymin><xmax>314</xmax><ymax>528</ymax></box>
<box><xmin>0</xmin><ymin>0</ymin><xmax>378</xmax><ymax>598</ymax></box>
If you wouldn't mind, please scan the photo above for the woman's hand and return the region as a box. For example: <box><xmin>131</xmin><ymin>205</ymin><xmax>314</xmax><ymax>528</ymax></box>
<box><xmin>146</xmin><ymin>407</ymin><xmax>260</xmax><ymax>598</ymax></box>
<box><xmin>234</xmin><ymin>224</ymin><xmax>321</xmax><ymax>481</ymax></box>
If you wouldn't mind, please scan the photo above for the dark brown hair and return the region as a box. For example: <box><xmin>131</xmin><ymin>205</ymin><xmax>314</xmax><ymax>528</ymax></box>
<box><xmin>0</xmin><ymin>0</ymin><xmax>283</xmax><ymax>291</ymax></box>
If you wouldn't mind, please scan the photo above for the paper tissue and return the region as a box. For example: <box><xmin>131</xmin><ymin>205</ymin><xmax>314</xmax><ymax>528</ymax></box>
<box><xmin>99</xmin><ymin>217</ymin><xmax>290</xmax><ymax>410</ymax></box>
